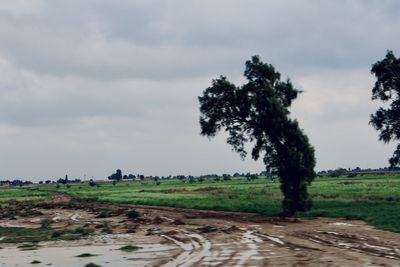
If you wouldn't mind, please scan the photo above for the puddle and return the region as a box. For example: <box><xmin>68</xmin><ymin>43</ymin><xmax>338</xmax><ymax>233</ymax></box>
<box><xmin>330</xmin><ymin>222</ymin><xmax>354</xmax><ymax>227</ymax></box>
<box><xmin>0</xmin><ymin>243</ymin><xmax>176</xmax><ymax>267</ymax></box>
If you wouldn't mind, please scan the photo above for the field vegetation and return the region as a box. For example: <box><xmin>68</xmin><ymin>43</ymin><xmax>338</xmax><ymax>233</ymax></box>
<box><xmin>1</xmin><ymin>174</ymin><xmax>400</xmax><ymax>232</ymax></box>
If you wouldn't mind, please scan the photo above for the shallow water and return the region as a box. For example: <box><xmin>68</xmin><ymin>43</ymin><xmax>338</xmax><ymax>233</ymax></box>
<box><xmin>0</xmin><ymin>243</ymin><xmax>176</xmax><ymax>267</ymax></box>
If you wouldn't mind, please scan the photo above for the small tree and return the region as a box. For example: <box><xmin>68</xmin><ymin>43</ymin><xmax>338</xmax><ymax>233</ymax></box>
<box><xmin>199</xmin><ymin>56</ymin><xmax>316</xmax><ymax>216</ymax></box>
<box><xmin>370</xmin><ymin>51</ymin><xmax>400</xmax><ymax>167</ymax></box>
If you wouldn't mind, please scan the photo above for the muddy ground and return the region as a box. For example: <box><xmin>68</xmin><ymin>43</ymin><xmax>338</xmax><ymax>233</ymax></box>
<box><xmin>0</xmin><ymin>194</ymin><xmax>400</xmax><ymax>266</ymax></box>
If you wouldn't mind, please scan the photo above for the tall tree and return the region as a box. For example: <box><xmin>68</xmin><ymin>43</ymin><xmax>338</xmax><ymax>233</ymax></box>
<box><xmin>198</xmin><ymin>56</ymin><xmax>316</xmax><ymax>216</ymax></box>
<box><xmin>370</xmin><ymin>51</ymin><xmax>400</xmax><ymax>167</ymax></box>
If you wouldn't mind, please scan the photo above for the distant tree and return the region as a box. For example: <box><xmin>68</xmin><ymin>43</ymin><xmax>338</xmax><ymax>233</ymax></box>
<box><xmin>116</xmin><ymin>169</ymin><xmax>122</xmax><ymax>181</ymax></box>
<box><xmin>247</xmin><ymin>174</ymin><xmax>258</xmax><ymax>181</ymax></box>
<box><xmin>198</xmin><ymin>56</ymin><xmax>316</xmax><ymax>216</ymax></box>
<box><xmin>370</xmin><ymin>51</ymin><xmax>400</xmax><ymax>167</ymax></box>
<box><xmin>108</xmin><ymin>169</ymin><xmax>123</xmax><ymax>181</ymax></box>
<box><xmin>123</xmin><ymin>175</ymin><xmax>128</xmax><ymax>180</ymax></box>
<box><xmin>222</xmin><ymin>174</ymin><xmax>231</xmax><ymax>181</ymax></box>
<box><xmin>89</xmin><ymin>179</ymin><xmax>96</xmax><ymax>187</ymax></box>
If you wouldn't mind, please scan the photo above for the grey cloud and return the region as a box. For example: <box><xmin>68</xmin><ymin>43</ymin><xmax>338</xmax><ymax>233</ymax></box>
<box><xmin>0</xmin><ymin>0</ymin><xmax>399</xmax><ymax>179</ymax></box>
<box><xmin>0</xmin><ymin>1</ymin><xmax>399</xmax><ymax>80</ymax></box>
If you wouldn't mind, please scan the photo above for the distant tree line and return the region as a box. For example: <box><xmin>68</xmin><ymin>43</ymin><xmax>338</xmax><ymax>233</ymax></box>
<box><xmin>318</xmin><ymin>166</ymin><xmax>400</xmax><ymax>177</ymax></box>
<box><xmin>0</xmin><ymin>180</ymin><xmax>33</xmax><ymax>186</ymax></box>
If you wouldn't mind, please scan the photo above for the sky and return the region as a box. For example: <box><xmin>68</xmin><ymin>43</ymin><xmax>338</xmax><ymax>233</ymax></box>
<box><xmin>0</xmin><ymin>0</ymin><xmax>399</xmax><ymax>181</ymax></box>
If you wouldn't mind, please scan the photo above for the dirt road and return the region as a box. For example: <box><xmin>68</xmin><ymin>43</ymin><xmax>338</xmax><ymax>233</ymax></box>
<box><xmin>0</xmin><ymin>194</ymin><xmax>400</xmax><ymax>266</ymax></box>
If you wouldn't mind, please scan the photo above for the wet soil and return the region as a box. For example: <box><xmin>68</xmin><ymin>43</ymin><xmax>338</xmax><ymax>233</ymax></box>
<box><xmin>1</xmin><ymin>194</ymin><xmax>400</xmax><ymax>266</ymax></box>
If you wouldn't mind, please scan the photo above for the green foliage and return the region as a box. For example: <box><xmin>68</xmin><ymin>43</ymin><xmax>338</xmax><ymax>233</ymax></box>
<box><xmin>85</xmin><ymin>263</ymin><xmax>102</xmax><ymax>267</ymax></box>
<box><xmin>40</xmin><ymin>218</ymin><xmax>51</xmax><ymax>229</ymax></box>
<box><xmin>0</xmin><ymin>187</ymin><xmax>49</xmax><ymax>203</ymax></box>
<box><xmin>370</xmin><ymin>51</ymin><xmax>400</xmax><ymax>166</ymax></box>
<box><xmin>73</xmin><ymin>227</ymin><xmax>94</xmax><ymax>236</ymax></box>
<box><xmin>0</xmin><ymin>223</ymin><xmax>94</xmax><ymax>244</ymax></box>
<box><xmin>44</xmin><ymin>174</ymin><xmax>400</xmax><ymax>232</ymax></box>
<box><xmin>95</xmin><ymin>208</ymin><xmax>120</xmax><ymax>218</ymax></box>
<box><xmin>18</xmin><ymin>243</ymin><xmax>39</xmax><ymax>251</ymax></box>
<box><xmin>119</xmin><ymin>244</ymin><xmax>141</xmax><ymax>252</ymax></box>
<box><xmin>76</xmin><ymin>253</ymin><xmax>98</xmax><ymax>257</ymax></box>
<box><xmin>198</xmin><ymin>56</ymin><xmax>315</xmax><ymax>215</ymax></box>
<box><xmin>101</xmin><ymin>222</ymin><xmax>112</xmax><ymax>234</ymax></box>
<box><xmin>126</xmin><ymin>210</ymin><xmax>141</xmax><ymax>219</ymax></box>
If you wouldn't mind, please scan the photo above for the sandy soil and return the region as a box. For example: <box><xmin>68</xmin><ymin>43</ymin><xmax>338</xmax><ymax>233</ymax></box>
<box><xmin>1</xmin><ymin>194</ymin><xmax>400</xmax><ymax>266</ymax></box>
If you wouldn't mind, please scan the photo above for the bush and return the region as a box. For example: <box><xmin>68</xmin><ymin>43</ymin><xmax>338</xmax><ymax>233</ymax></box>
<box><xmin>74</xmin><ymin>227</ymin><xmax>94</xmax><ymax>236</ymax></box>
<box><xmin>51</xmin><ymin>231</ymin><xmax>62</xmax><ymax>238</ymax></box>
<box><xmin>119</xmin><ymin>244</ymin><xmax>141</xmax><ymax>252</ymax></box>
<box><xmin>40</xmin><ymin>218</ymin><xmax>51</xmax><ymax>229</ymax></box>
<box><xmin>101</xmin><ymin>222</ymin><xmax>112</xmax><ymax>234</ymax></box>
<box><xmin>126</xmin><ymin>210</ymin><xmax>141</xmax><ymax>219</ymax></box>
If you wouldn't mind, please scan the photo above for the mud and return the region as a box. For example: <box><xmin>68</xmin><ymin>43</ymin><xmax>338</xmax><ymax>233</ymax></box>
<box><xmin>1</xmin><ymin>194</ymin><xmax>400</xmax><ymax>266</ymax></box>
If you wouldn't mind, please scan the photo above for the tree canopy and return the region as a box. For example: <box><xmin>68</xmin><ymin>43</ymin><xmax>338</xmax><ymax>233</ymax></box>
<box><xmin>198</xmin><ymin>56</ymin><xmax>316</xmax><ymax>216</ymax></box>
<box><xmin>370</xmin><ymin>51</ymin><xmax>400</xmax><ymax>167</ymax></box>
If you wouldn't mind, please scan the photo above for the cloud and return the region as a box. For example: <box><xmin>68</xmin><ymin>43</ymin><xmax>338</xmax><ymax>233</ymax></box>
<box><xmin>0</xmin><ymin>0</ymin><xmax>399</xmax><ymax>179</ymax></box>
<box><xmin>0</xmin><ymin>0</ymin><xmax>44</xmax><ymax>17</ymax></box>
<box><xmin>291</xmin><ymin>68</ymin><xmax>397</xmax><ymax>170</ymax></box>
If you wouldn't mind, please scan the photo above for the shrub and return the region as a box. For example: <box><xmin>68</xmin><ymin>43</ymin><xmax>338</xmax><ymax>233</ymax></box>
<box><xmin>119</xmin><ymin>244</ymin><xmax>141</xmax><ymax>252</ymax></box>
<box><xmin>101</xmin><ymin>222</ymin><xmax>112</xmax><ymax>234</ymax></box>
<box><xmin>85</xmin><ymin>263</ymin><xmax>102</xmax><ymax>267</ymax></box>
<box><xmin>126</xmin><ymin>210</ymin><xmax>141</xmax><ymax>219</ymax></box>
<box><xmin>74</xmin><ymin>227</ymin><xmax>94</xmax><ymax>236</ymax></box>
<box><xmin>40</xmin><ymin>218</ymin><xmax>51</xmax><ymax>229</ymax></box>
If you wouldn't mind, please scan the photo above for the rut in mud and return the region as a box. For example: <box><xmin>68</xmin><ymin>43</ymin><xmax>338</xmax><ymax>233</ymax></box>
<box><xmin>1</xmin><ymin>194</ymin><xmax>400</xmax><ymax>266</ymax></box>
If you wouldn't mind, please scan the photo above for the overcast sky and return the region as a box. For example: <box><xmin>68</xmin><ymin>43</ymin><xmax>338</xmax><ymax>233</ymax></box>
<box><xmin>0</xmin><ymin>0</ymin><xmax>399</xmax><ymax>181</ymax></box>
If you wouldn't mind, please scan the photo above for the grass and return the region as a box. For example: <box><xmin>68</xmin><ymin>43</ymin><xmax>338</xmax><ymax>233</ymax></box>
<box><xmin>0</xmin><ymin>225</ymin><xmax>94</xmax><ymax>244</ymax></box>
<box><xmin>0</xmin><ymin>187</ymin><xmax>50</xmax><ymax>203</ymax></box>
<box><xmin>17</xmin><ymin>243</ymin><xmax>40</xmax><ymax>251</ymax></box>
<box><xmin>119</xmin><ymin>244</ymin><xmax>141</xmax><ymax>252</ymax></box>
<box><xmin>85</xmin><ymin>263</ymin><xmax>102</xmax><ymax>267</ymax></box>
<box><xmin>3</xmin><ymin>173</ymin><xmax>400</xmax><ymax>232</ymax></box>
<box><xmin>76</xmin><ymin>253</ymin><xmax>98</xmax><ymax>257</ymax></box>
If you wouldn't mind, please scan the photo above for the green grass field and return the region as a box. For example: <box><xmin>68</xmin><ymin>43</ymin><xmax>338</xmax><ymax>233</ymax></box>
<box><xmin>0</xmin><ymin>187</ymin><xmax>49</xmax><ymax>203</ymax></box>
<box><xmin>1</xmin><ymin>174</ymin><xmax>400</xmax><ymax>232</ymax></box>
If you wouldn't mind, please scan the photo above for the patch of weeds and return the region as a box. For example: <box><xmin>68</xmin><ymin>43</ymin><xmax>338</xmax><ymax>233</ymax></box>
<box><xmin>30</xmin><ymin>260</ymin><xmax>41</xmax><ymax>264</ymax></box>
<box><xmin>76</xmin><ymin>253</ymin><xmax>98</xmax><ymax>257</ymax></box>
<box><xmin>96</xmin><ymin>208</ymin><xmax>120</xmax><ymax>218</ymax></box>
<box><xmin>18</xmin><ymin>243</ymin><xmax>39</xmax><ymax>251</ymax></box>
<box><xmin>73</xmin><ymin>227</ymin><xmax>94</xmax><ymax>236</ymax></box>
<box><xmin>119</xmin><ymin>244</ymin><xmax>141</xmax><ymax>252</ymax></box>
<box><xmin>85</xmin><ymin>263</ymin><xmax>102</xmax><ymax>267</ymax></box>
<box><xmin>126</xmin><ymin>210</ymin><xmax>141</xmax><ymax>219</ymax></box>
<box><xmin>101</xmin><ymin>222</ymin><xmax>112</xmax><ymax>234</ymax></box>
<box><xmin>51</xmin><ymin>230</ymin><xmax>63</xmax><ymax>238</ymax></box>
<box><xmin>40</xmin><ymin>218</ymin><xmax>52</xmax><ymax>229</ymax></box>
